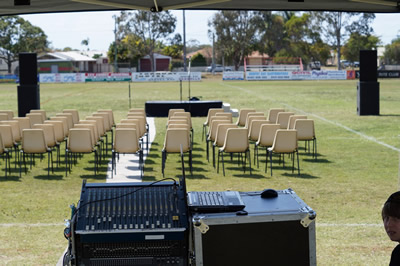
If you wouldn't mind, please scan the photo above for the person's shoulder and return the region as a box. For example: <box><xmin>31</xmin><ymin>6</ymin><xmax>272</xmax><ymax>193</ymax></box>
<box><xmin>390</xmin><ymin>244</ymin><xmax>400</xmax><ymax>266</ymax></box>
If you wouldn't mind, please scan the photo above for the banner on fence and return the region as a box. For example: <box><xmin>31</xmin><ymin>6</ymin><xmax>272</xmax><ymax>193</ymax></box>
<box><xmin>0</xmin><ymin>74</ymin><xmax>18</xmax><ymax>83</ymax></box>
<box><xmin>39</xmin><ymin>73</ymin><xmax>85</xmax><ymax>83</ymax></box>
<box><xmin>245</xmin><ymin>70</ymin><xmax>348</xmax><ymax>81</ymax></box>
<box><xmin>85</xmin><ymin>72</ymin><xmax>131</xmax><ymax>82</ymax></box>
<box><xmin>132</xmin><ymin>72</ymin><xmax>201</xmax><ymax>82</ymax></box>
<box><xmin>222</xmin><ymin>71</ymin><xmax>244</xmax><ymax>80</ymax></box>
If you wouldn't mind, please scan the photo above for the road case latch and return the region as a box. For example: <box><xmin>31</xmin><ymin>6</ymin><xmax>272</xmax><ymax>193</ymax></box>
<box><xmin>300</xmin><ymin>208</ymin><xmax>317</xmax><ymax>228</ymax></box>
<box><xmin>193</xmin><ymin>217</ymin><xmax>209</xmax><ymax>234</ymax></box>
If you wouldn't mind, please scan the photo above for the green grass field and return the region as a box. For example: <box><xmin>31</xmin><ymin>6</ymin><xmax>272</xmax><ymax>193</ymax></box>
<box><xmin>0</xmin><ymin>79</ymin><xmax>399</xmax><ymax>265</ymax></box>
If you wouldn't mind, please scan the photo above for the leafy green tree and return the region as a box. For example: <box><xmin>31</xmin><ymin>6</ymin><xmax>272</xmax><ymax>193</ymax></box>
<box><xmin>209</xmin><ymin>11</ymin><xmax>259</xmax><ymax>70</ymax></box>
<box><xmin>383</xmin><ymin>37</ymin><xmax>400</xmax><ymax>65</ymax></box>
<box><xmin>118</xmin><ymin>11</ymin><xmax>176</xmax><ymax>71</ymax></box>
<box><xmin>342</xmin><ymin>32</ymin><xmax>381</xmax><ymax>63</ymax></box>
<box><xmin>255</xmin><ymin>12</ymin><xmax>287</xmax><ymax>57</ymax></box>
<box><xmin>0</xmin><ymin>16</ymin><xmax>49</xmax><ymax>73</ymax></box>
<box><xmin>162</xmin><ymin>33</ymin><xmax>183</xmax><ymax>59</ymax></box>
<box><xmin>190</xmin><ymin>53</ymin><xmax>207</xmax><ymax>67</ymax></box>
<box><xmin>312</xmin><ymin>12</ymin><xmax>375</xmax><ymax>69</ymax></box>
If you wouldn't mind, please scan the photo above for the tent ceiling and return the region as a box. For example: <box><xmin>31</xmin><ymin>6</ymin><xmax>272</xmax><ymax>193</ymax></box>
<box><xmin>0</xmin><ymin>0</ymin><xmax>399</xmax><ymax>16</ymax></box>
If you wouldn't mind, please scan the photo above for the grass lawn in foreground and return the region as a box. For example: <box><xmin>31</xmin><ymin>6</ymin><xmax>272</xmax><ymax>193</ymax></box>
<box><xmin>0</xmin><ymin>79</ymin><xmax>399</xmax><ymax>265</ymax></box>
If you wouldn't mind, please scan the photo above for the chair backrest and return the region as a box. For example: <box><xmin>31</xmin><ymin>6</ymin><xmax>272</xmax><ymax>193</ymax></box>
<box><xmin>121</xmin><ymin>118</ymin><xmax>143</xmax><ymax>136</ymax></box>
<box><xmin>129</xmin><ymin>108</ymin><xmax>146</xmax><ymax>115</ymax></box>
<box><xmin>68</xmin><ymin>128</ymin><xmax>93</xmax><ymax>152</ymax></box>
<box><xmin>44</xmin><ymin>120</ymin><xmax>64</xmax><ymax>142</ymax></box>
<box><xmin>248</xmin><ymin>120</ymin><xmax>271</xmax><ymax>141</ymax></box>
<box><xmin>63</xmin><ymin>109</ymin><xmax>80</xmax><ymax>125</ymax></box>
<box><xmin>214</xmin><ymin>124</ymin><xmax>237</xmax><ymax>147</ymax></box>
<box><xmin>0</xmin><ymin>134</ymin><xmax>4</xmax><ymax>154</ymax></box>
<box><xmin>0</xmin><ymin>113</ymin><xmax>9</xmax><ymax>121</ymax></box>
<box><xmin>0</xmin><ymin>125</ymin><xmax>14</xmax><ymax>148</ymax></box>
<box><xmin>167</xmin><ymin>124</ymin><xmax>190</xmax><ymax>131</ymax></box>
<box><xmin>208</xmin><ymin>120</ymin><xmax>231</xmax><ymax>142</ymax></box>
<box><xmin>13</xmin><ymin>117</ymin><xmax>31</xmax><ymax>135</ymax></box>
<box><xmin>32</xmin><ymin>124</ymin><xmax>57</xmax><ymax>147</ymax></box>
<box><xmin>114</xmin><ymin>128</ymin><xmax>140</xmax><ymax>153</ymax></box>
<box><xmin>56</xmin><ymin>113</ymin><xmax>74</xmax><ymax>130</ymax></box>
<box><xmin>0</xmin><ymin>120</ymin><xmax>21</xmax><ymax>142</ymax></box>
<box><xmin>22</xmin><ymin>129</ymin><xmax>48</xmax><ymax>153</ymax></box>
<box><xmin>294</xmin><ymin>119</ymin><xmax>315</xmax><ymax>140</ymax></box>
<box><xmin>30</xmin><ymin>110</ymin><xmax>47</xmax><ymax>121</ymax></box>
<box><xmin>0</xmin><ymin>110</ymin><xmax>14</xmax><ymax>120</ymax></box>
<box><xmin>271</xmin><ymin>129</ymin><xmax>298</xmax><ymax>153</ymax></box>
<box><xmin>268</xmin><ymin>108</ymin><xmax>285</xmax><ymax>123</ymax></box>
<box><xmin>222</xmin><ymin>128</ymin><xmax>249</xmax><ymax>153</ymax></box>
<box><xmin>236</xmin><ymin>108</ymin><xmax>256</xmax><ymax>126</ymax></box>
<box><xmin>276</xmin><ymin>112</ymin><xmax>295</xmax><ymax>129</ymax></box>
<box><xmin>246</xmin><ymin>116</ymin><xmax>267</xmax><ymax>129</ymax></box>
<box><xmin>116</xmin><ymin>123</ymin><xmax>139</xmax><ymax>132</ymax></box>
<box><xmin>50</xmin><ymin>116</ymin><xmax>69</xmax><ymax>137</ymax></box>
<box><xmin>167</xmin><ymin>119</ymin><xmax>188</xmax><ymax>127</ymax></box>
<box><xmin>288</xmin><ymin>115</ymin><xmax>307</xmax><ymax>129</ymax></box>
<box><xmin>79</xmin><ymin>120</ymin><xmax>99</xmax><ymax>140</ymax></box>
<box><xmin>172</xmin><ymin>112</ymin><xmax>192</xmax><ymax>128</ymax></box>
<box><xmin>164</xmin><ymin>128</ymin><xmax>190</xmax><ymax>153</ymax></box>
<box><xmin>215</xmin><ymin>112</ymin><xmax>233</xmax><ymax>123</ymax></box>
<box><xmin>98</xmin><ymin>109</ymin><xmax>115</xmax><ymax>126</ymax></box>
<box><xmin>204</xmin><ymin>108</ymin><xmax>224</xmax><ymax>126</ymax></box>
<box><xmin>86</xmin><ymin>116</ymin><xmax>105</xmax><ymax>136</ymax></box>
<box><xmin>245</xmin><ymin>112</ymin><xmax>265</xmax><ymax>128</ymax></box>
<box><xmin>208</xmin><ymin>116</ymin><xmax>230</xmax><ymax>135</ymax></box>
<box><xmin>168</xmin><ymin>109</ymin><xmax>185</xmax><ymax>119</ymax></box>
<box><xmin>74</xmin><ymin>124</ymin><xmax>97</xmax><ymax>144</ymax></box>
<box><xmin>26</xmin><ymin>113</ymin><xmax>44</xmax><ymax>126</ymax></box>
<box><xmin>93</xmin><ymin>112</ymin><xmax>111</xmax><ymax>131</ymax></box>
<box><xmin>257</xmin><ymin>124</ymin><xmax>281</xmax><ymax>147</ymax></box>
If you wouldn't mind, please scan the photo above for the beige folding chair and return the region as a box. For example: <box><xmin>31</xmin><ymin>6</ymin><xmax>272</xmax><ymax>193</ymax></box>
<box><xmin>0</xmin><ymin>113</ymin><xmax>9</xmax><ymax>121</ymax></box>
<box><xmin>0</xmin><ymin>134</ymin><xmax>11</xmax><ymax>177</ymax></box>
<box><xmin>93</xmin><ymin>112</ymin><xmax>113</xmax><ymax>155</ymax></box>
<box><xmin>13</xmin><ymin>117</ymin><xmax>31</xmax><ymax>135</ymax></box>
<box><xmin>203</xmin><ymin>108</ymin><xmax>224</xmax><ymax>140</ymax></box>
<box><xmin>294</xmin><ymin>119</ymin><xmax>317</xmax><ymax>160</ymax></box>
<box><xmin>267</xmin><ymin>129</ymin><xmax>300</xmax><ymax>176</ymax></box>
<box><xmin>287</xmin><ymin>115</ymin><xmax>307</xmax><ymax>129</ymax></box>
<box><xmin>63</xmin><ymin>109</ymin><xmax>80</xmax><ymax>125</ymax></box>
<box><xmin>162</xmin><ymin>128</ymin><xmax>192</xmax><ymax>177</ymax></box>
<box><xmin>0</xmin><ymin>110</ymin><xmax>14</xmax><ymax>120</ymax></box>
<box><xmin>56</xmin><ymin>113</ymin><xmax>74</xmax><ymax>130</ymax></box>
<box><xmin>27</xmin><ymin>113</ymin><xmax>44</xmax><ymax>126</ymax></box>
<box><xmin>30</xmin><ymin>110</ymin><xmax>47</xmax><ymax>121</ymax></box>
<box><xmin>20</xmin><ymin>129</ymin><xmax>54</xmax><ymax>177</ymax></box>
<box><xmin>66</xmin><ymin>128</ymin><xmax>98</xmax><ymax>176</ymax></box>
<box><xmin>206</xmin><ymin>119</ymin><xmax>231</xmax><ymax>162</ymax></box>
<box><xmin>44</xmin><ymin>120</ymin><xmax>65</xmax><ymax>163</ymax></box>
<box><xmin>0</xmin><ymin>125</ymin><xmax>18</xmax><ymax>166</ymax></box>
<box><xmin>50</xmin><ymin>116</ymin><xmax>69</xmax><ymax>138</ymax></box>
<box><xmin>173</xmin><ymin>112</ymin><xmax>193</xmax><ymax>141</ymax></box>
<box><xmin>0</xmin><ymin>120</ymin><xmax>21</xmax><ymax>143</ymax></box>
<box><xmin>98</xmin><ymin>109</ymin><xmax>115</xmax><ymax>127</ymax></box>
<box><xmin>86</xmin><ymin>116</ymin><xmax>106</xmax><ymax>154</ymax></box>
<box><xmin>168</xmin><ymin>109</ymin><xmax>185</xmax><ymax>119</ymax></box>
<box><xmin>112</xmin><ymin>128</ymin><xmax>143</xmax><ymax>178</ymax></box>
<box><xmin>245</xmin><ymin>112</ymin><xmax>265</xmax><ymax>128</ymax></box>
<box><xmin>267</xmin><ymin>108</ymin><xmax>285</xmax><ymax>123</ymax></box>
<box><xmin>32</xmin><ymin>123</ymin><xmax>60</xmax><ymax>166</ymax></box>
<box><xmin>207</xmin><ymin>115</ymin><xmax>230</xmax><ymax>140</ymax></box>
<box><xmin>236</xmin><ymin>108</ymin><xmax>256</xmax><ymax>127</ymax></box>
<box><xmin>126</xmin><ymin>115</ymin><xmax>148</xmax><ymax>151</ymax></box>
<box><xmin>212</xmin><ymin>123</ymin><xmax>237</xmax><ymax>168</ymax></box>
<box><xmin>276</xmin><ymin>112</ymin><xmax>295</xmax><ymax>129</ymax></box>
<box><xmin>75</xmin><ymin>122</ymin><xmax>102</xmax><ymax>160</ymax></box>
<box><xmin>217</xmin><ymin>128</ymin><xmax>251</xmax><ymax>176</ymax></box>
<box><xmin>255</xmin><ymin>124</ymin><xmax>282</xmax><ymax>171</ymax></box>
<box><xmin>215</xmin><ymin>112</ymin><xmax>233</xmax><ymax>123</ymax></box>
<box><xmin>248</xmin><ymin>120</ymin><xmax>271</xmax><ymax>164</ymax></box>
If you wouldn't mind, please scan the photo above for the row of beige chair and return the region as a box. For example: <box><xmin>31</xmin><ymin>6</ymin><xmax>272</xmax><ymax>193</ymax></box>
<box><xmin>111</xmin><ymin>108</ymin><xmax>145</xmax><ymax>178</ymax></box>
<box><xmin>162</xmin><ymin>109</ymin><xmax>193</xmax><ymax>176</ymax></box>
<box><xmin>0</xmin><ymin>134</ymin><xmax>11</xmax><ymax>177</ymax></box>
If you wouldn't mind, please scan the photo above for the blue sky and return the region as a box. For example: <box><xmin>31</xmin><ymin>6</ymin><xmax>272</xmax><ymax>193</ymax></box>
<box><xmin>21</xmin><ymin>11</ymin><xmax>400</xmax><ymax>52</ymax></box>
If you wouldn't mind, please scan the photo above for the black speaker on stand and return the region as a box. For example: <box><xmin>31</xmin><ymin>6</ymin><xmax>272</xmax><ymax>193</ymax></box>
<box><xmin>18</xmin><ymin>53</ymin><xmax>40</xmax><ymax>117</ymax></box>
<box><xmin>357</xmin><ymin>50</ymin><xmax>379</xmax><ymax>116</ymax></box>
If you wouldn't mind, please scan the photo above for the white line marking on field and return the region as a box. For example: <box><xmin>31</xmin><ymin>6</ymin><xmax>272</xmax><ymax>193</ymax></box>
<box><xmin>222</xmin><ymin>83</ymin><xmax>400</xmax><ymax>153</ymax></box>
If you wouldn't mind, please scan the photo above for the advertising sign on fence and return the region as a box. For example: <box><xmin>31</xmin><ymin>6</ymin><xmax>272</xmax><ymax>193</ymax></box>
<box><xmin>0</xmin><ymin>74</ymin><xmax>18</xmax><ymax>83</ymax></box>
<box><xmin>85</xmin><ymin>73</ymin><xmax>131</xmax><ymax>82</ymax></box>
<box><xmin>245</xmin><ymin>70</ymin><xmax>348</xmax><ymax>81</ymax></box>
<box><xmin>39</xmin><ymin>73</ymin><xmax>85</xmax><ymax>83</ymax></box>
<box><xmin>132</xmin><ymin>72</ymin><xmax>201</xmax><ymax>82</ymax></box>
<box><xmin>222</xmin><ymin>71</ymin><xmax>245</xmax><ymax>80</ymax></box>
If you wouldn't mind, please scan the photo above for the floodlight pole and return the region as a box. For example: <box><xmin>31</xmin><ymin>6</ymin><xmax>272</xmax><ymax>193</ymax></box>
<box><xmin>183</xmin><ymin>10</ymin><xmax>187</xmax><ymax>72</ymax></box>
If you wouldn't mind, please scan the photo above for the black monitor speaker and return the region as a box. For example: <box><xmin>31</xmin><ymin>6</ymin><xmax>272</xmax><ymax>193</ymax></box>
<box><xmin>19</xmin><ymin>53</ymin><xmax>38</xmax><ymax>85</ymax></box>
<box><xmin>359</xmin><ymin>50</ymin><xmax>377</xmax><ymax>82</ymax></box>
<box><xmin>18</xmin><ymin>53</ymin><xmax>40</xmax><ymax>117</ymax></box>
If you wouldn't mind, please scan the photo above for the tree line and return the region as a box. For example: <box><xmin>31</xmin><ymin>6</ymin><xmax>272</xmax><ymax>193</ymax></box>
<box><xmin>0</xmin><ymin>12</ymin><xmax>400</xmax><ymax>74</ymax></box>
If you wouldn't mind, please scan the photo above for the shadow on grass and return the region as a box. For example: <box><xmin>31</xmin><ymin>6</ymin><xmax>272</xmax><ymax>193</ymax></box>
<box><xmin>191</xmin><ymin>160</ymin><xmax>207</xmax><ymax>165</ymax></box>
<box><xmin>146</xmin><ymin>152</ymin><xmax>160</xmax><ymax>159</ymax></box>
<box><xmin>282</xmin><ymin>172</ymin><xmax>319</xmax><ymax>179</ymax></box>
<box><xmin>0</xmin><ymin>173</ymin><xmax>21</xmax><ymax>181</ymax></box>
<box><xmin>193</xmin><ymin>147</ymin><xmax>205</xmax><ymax>152</ymax></box>
<box><xmin>144</xmin><ymin>159</ymin><xmax>156</xmax><ymax>165</ymax></box>
<box><xmin>34</xmin><ymin>174</ymin><xmax>64</xmax><ymax>180</ymax></box>
<box><xmin>176</xmin><ymin>173</ymin><xmax>210</xmax><ymax>179</ymax></box>
<box><xmin>142</xmin><ymin>176</ymin><xmax>158</xmax><ymax>182</ymax></box>
<box><xmin>232</xmin><ymin>173</ymin><xmax>266</xmax><ymax>179</ymax></box>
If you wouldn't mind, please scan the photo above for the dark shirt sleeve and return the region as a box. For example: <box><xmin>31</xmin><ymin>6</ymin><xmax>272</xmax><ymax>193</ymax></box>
<box><xmin>390</xmin><ymin>244</ymin><xmax>400</xmax><ymax>266</ymax></box>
